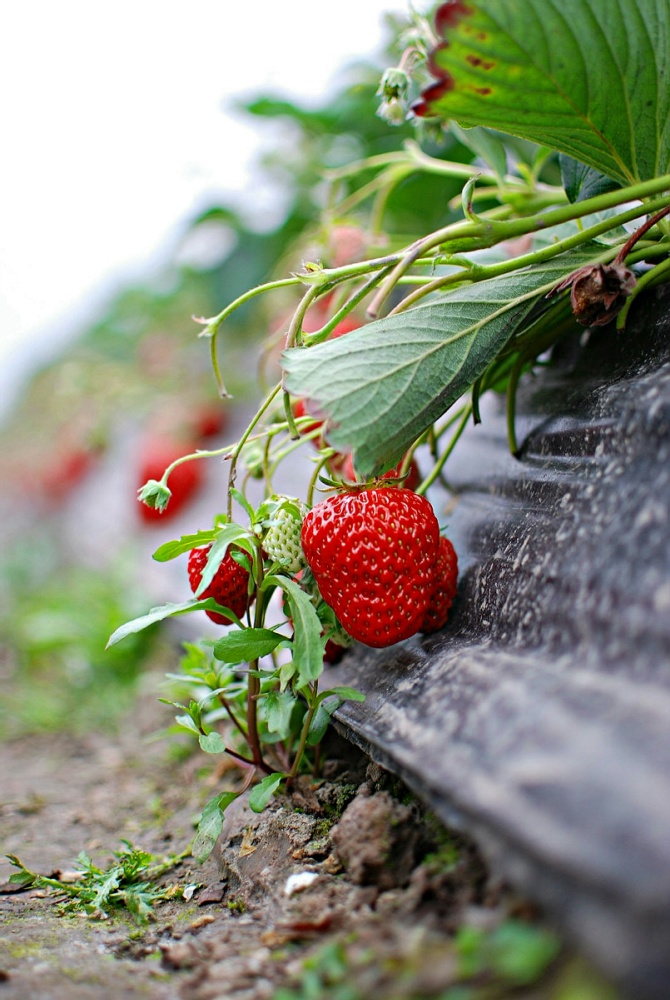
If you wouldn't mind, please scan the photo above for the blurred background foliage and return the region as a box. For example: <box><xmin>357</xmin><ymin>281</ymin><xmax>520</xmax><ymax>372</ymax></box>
<box><xmin>0</xmin><ymin>15</ymin><xmax>477</xmax><ymax>737</ymax></box>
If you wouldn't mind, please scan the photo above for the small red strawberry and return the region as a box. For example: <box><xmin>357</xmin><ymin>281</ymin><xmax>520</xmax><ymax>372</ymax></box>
<box><xmin>419</xmin><ymin>536</ymin><xmax>458</xmax><ymax>633</ymax></box>
<box><xmin>187</xmin><ymin>544</ymin><xmax>252</xmax><ymax>625</ymax></box>
<box><xmin>301</xmin><ymin>488</ymin><xmax>440</xmax><ymax>648</ymax></box>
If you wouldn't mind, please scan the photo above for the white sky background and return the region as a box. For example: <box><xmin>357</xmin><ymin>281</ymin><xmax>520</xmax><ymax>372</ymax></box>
<box><xmin>0</xmin><ymin>1</ymin><xmax>416</xmax><ymax>414</ymax></box>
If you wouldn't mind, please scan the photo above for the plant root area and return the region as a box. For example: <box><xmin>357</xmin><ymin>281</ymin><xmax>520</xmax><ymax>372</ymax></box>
<box><xmin>0</xmin><ymin>685</ymin><xmax>617</xmax><ymax>1000</ymax></box>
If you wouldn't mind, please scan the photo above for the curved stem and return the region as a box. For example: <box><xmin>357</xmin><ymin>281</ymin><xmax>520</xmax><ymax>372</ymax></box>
<box><xmin>306</xmin><ymin>453</ymin><xmax>333</xmax><ymax>507</ymax></box>
<box><xmin>416</xmin><ymin>404</ymin><xmax>472</xmax><ymax>495</ymax></box>
<box><xmin>506</xmin><ymin>353</ymin><xmax>526</xmax><ymax>457</ymax></box>
<box><xmin>616</xmin><ymin>256</ymin><xmax>670</xmax><ymax>329</ymax></box>
<box><xmin>289</xmin><ymin>682</ymin><xmax>319</xmax><ymax>779</ymax></box>
<box><xmin>302</xmin><ymin>263</ymin><xmax>396</xmax><ymax>346</ymax></box>
<box><xmin>370</xmin><ymin>177</ymin><xmax>670</xmax><ymax>319</ymax></box>
<box><xmin>244</xmin><ymin>553</ymin><xmax>273</xmax><ymax>776</ymax></box>
<box><xmin>227</xmin><ymin>383</ymin><xmax>282</xmax><ymax>520</ymax></box>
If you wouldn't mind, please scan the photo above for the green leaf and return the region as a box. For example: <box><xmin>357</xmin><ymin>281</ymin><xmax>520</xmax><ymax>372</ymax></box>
<box><xmin>282</xmin><ymin>246</ymin><xmax>602</xmax><ymax>476</ymax></box>
<box><xmin>418</xmin><ymin>0</ymin><xmax>670</xmax><ymax>185</ymax></box>
<box><xmin>560</xmin><ymin>154</ymin><xmax>621</xmax><ymax>203</ymax></box>
<box><xmin>198</xmin><ymin>732</ymin><xmax>228</xmax><ymax>754</ymax></box>
<box><xmin>279</xmin><ymin>660</ymin><xmax>296</xmax><ymax>692</ymax></box>
<box><xmin>450</xmin><ymin>123</ymin><xmax>508</xmax><ymax>180</ymax></box>
<box><xmin>248</xmin><ymin>772</ymin><xmax>286</xmax><ymax>813</ymax></box>
<box><xmin>265</xmin><ymin>576</ymin><xmax>325</xmax><ymax>688</ymax></box>
<box><xmin>152</xmin><ymin>530</ymin><xmax>218</xmax><ymax>563</ymax></box>
<box><xmin>195</xmin><ymin>524</ymin><xmax>253</xmax><ymax>597</ymax></box>
<box><xmin>7</xmin><ymin>859</ymin><xmax>35</xmax><ymax>887</ymax></box>
<box><xmin>106</xmin><ymin>599</ymin><xmax>236</xmax><ymax>648</ymax></box>
<box><xmin>175</xmin><ymin>713</ymin><xmax>200</xmax><ymax>735</ymax></box>
<box><xmin>488</xmin><ymin>920</ymin><xmax>561</xmax><ymax>985</ymax></box>
<box><xmin>212</xmin><ymin>627</ymin><xmax>285</xmax><ymax>664</ymax></box>
<box><xmin>264</xmin><ymin>690</ymin><xmax>297</xmax><ymax>738</ymax></box>
<box><xmin>325</xmin><ymin>686</ymin><xmax>366</xmax><ymax>703</ymax></box>
<box><xmin>192</xmin><ymin>792</ymin><xmax>239</xmax><ymax>863</ymax></box>
<box><xmin>188</xmin><ymin>699</ymin><xmax>203</xmax><ymax>730</ymax></box>
<box><xmin>307</xmin><ymin>697</ymin><xmax>340</xmax><ymax>747</ymax></box>
<box><xmin>230</xmin><ymin>486</ymin><xmax>256</xmax><ymax>523</ymax></box>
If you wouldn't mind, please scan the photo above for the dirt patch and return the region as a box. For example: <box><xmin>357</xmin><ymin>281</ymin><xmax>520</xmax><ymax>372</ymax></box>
<box><xmin>0</xmin><ymin>686</ymin><xmax>616</xmax><ymax>1000</ymax></box>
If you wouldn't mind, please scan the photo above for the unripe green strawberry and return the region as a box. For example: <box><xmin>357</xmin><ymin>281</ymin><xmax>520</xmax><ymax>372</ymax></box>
<box><xmin>301</xmin><ymin>488</ymin><xmax>440</xmax><ymax>648</ymax></box>
<box><xmin>419</xmin><ymin>536</ymin><xmax>458</xmax><ymax>633</ymax></box>
<box><xmin>263</xmin><ymin>497</ymin><xmax>308</xmax><ymax>573</ymax></box>
<box><xmin>187</xmin><ymin>544</ymin><xmax>252</xmax><ymax>625</ymax></box>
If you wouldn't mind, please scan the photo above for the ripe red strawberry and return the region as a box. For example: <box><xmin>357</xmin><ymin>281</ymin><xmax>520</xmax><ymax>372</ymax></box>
<box><xmin>136</xmin><ymin>436</ymin><xmax>205</xmax><ymax>524</ymax></box>
<box><xmin>301</xmin><ymin>488</ymin><xmax>440</xmax><ymax>648</ymax></box>
<box><xmin>187</xmin><ymin>544</ymin><xmax>252</xmax><ymax>625</ymax></box>
<box><xmin>419</xmin><ymin>536</ymin><xmax>458</xmax><ymax>633</ymax></box>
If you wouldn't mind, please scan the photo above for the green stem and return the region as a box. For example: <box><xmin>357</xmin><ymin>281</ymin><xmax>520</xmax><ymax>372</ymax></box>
<box><xmin>616</xmin><ymin>256</ymin><xmax>670</xmax><ymax>329</ymax></box>
<box><xmin>389</xmin><ymin>193</ymin><xmax>670</xmax><ymax>316</ymax></box>
<box><xmin>306</xmin><ymin>452</ymin><xmax>334</xmax><ymax>507</ymax></box>
<box><xmin>245</xmin><ymin>555</ymin><xmax>272</xmax><ymax>775</ymax></box>
<box><xmin>146</xmin><ymin>846</ymin><xmax>193</xmax><ymax>878</ymax></box>
<box><xmin>227</xmin><ymin>383</ymin><xmax>282</xmax><ymax>520</ymax></box>
<box><xmin>158</xmin><ymin>442</ymin><xmax>236</xmax><ymax>489</ymax></box>
<box><xmin>208</xmin><ymin>331</ymin><xmax>231</xmax><ymax>398</ymax></box>
<box><xmin>202</xmin><ymin>276</ymin><xmax>301</xmax><ymax>395</ymax></box>
<box><xmin>371</xmin><ymin>175</ymin><xmax>670</xmax><ymax>318</ymax></box>
<box><xmin>416</xmin><ymin>404</ymin><xmax>473</xmax><ymax>496</ymax></box>
<box><xmin>217</xmin><ymin>693</ymin><xmax>247</xmax><ymax>739</ymax></box>
<box><xmin>268</xmin><ymin>425</ymin><xmax>324</xmax><ymax>477</ymax></box>
<box><xmin>285</xmin><ymin>282</ymin><xmax>322</xmax><ymax>350</ymax></box>
<box><xmin>506</xmin><ymin>353</ymin><xmax>525</xmax><ymax>457</ymax></box>
<box><xmin>302</xmin><ymin>263</ymin><xmax>396</xmax><ymax>346</ymax></box>
<box><xmin>289</xmin><ymin>682</ymin><xmax>319</xmax><ymax>779</ymax></box>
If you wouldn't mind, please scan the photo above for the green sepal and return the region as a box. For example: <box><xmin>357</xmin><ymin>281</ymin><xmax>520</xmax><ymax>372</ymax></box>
<box><xmin>248</xmin><ymin>772</ymin><xmax>286</xmax><ymax>813</ymax></box>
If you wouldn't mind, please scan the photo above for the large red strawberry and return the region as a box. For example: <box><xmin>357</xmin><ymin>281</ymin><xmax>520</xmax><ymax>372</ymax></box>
<box><xmin>187</xmin><ymin>544</ymin><xmax>252</xmax><ymax>625</ymax></box>
<box><xmin>301</xmin><ymin>488</ymin><xmax>440</xmax><ymax>648</ymax></box>
<box><xmin>419</xmin><ymin>536</ymin><xmax>458</xmax><ymax>633</ymax></box>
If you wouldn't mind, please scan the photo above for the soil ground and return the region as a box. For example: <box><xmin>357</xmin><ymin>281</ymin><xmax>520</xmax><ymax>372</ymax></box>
<box><xmin>0</xmin><ymin>675</ymin><xmax>620</xmax><ymax>1000</ymax></box>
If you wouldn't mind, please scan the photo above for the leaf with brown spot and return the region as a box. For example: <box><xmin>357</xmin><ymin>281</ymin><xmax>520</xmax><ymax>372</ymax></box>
<box><xmin>416</xmin><ymin>0</ymin><xmax>670</xmax><ymax>186</ymax></box>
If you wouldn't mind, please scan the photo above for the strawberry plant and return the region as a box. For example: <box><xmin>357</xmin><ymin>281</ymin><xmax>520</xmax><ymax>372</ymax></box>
<box><xmin>109</xmin><ymin>0</ymin><xmax>670</xmax><ymax>861</ymax></box>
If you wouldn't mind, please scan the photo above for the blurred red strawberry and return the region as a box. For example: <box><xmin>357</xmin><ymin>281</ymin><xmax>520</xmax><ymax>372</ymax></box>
<box><xmin>191</xmin><ymin>404</ymin><xmax>228</xmax><ymax>440</ymax></box>
<box><xmin>136</xmin><ymin>435</ymin><xmax>205</xmax><ymax>524</ymax></box>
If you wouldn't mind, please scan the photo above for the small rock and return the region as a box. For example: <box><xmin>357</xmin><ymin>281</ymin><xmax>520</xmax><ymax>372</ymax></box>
<box><xmin>331</xmin><ymin>790</ymin><xmax>421</xmax><ymax>890</ymax></box>
<box><xmin>284</xmin><ymin>871</ymin><xmax>319</xmax><ymax>896</ymax></box>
